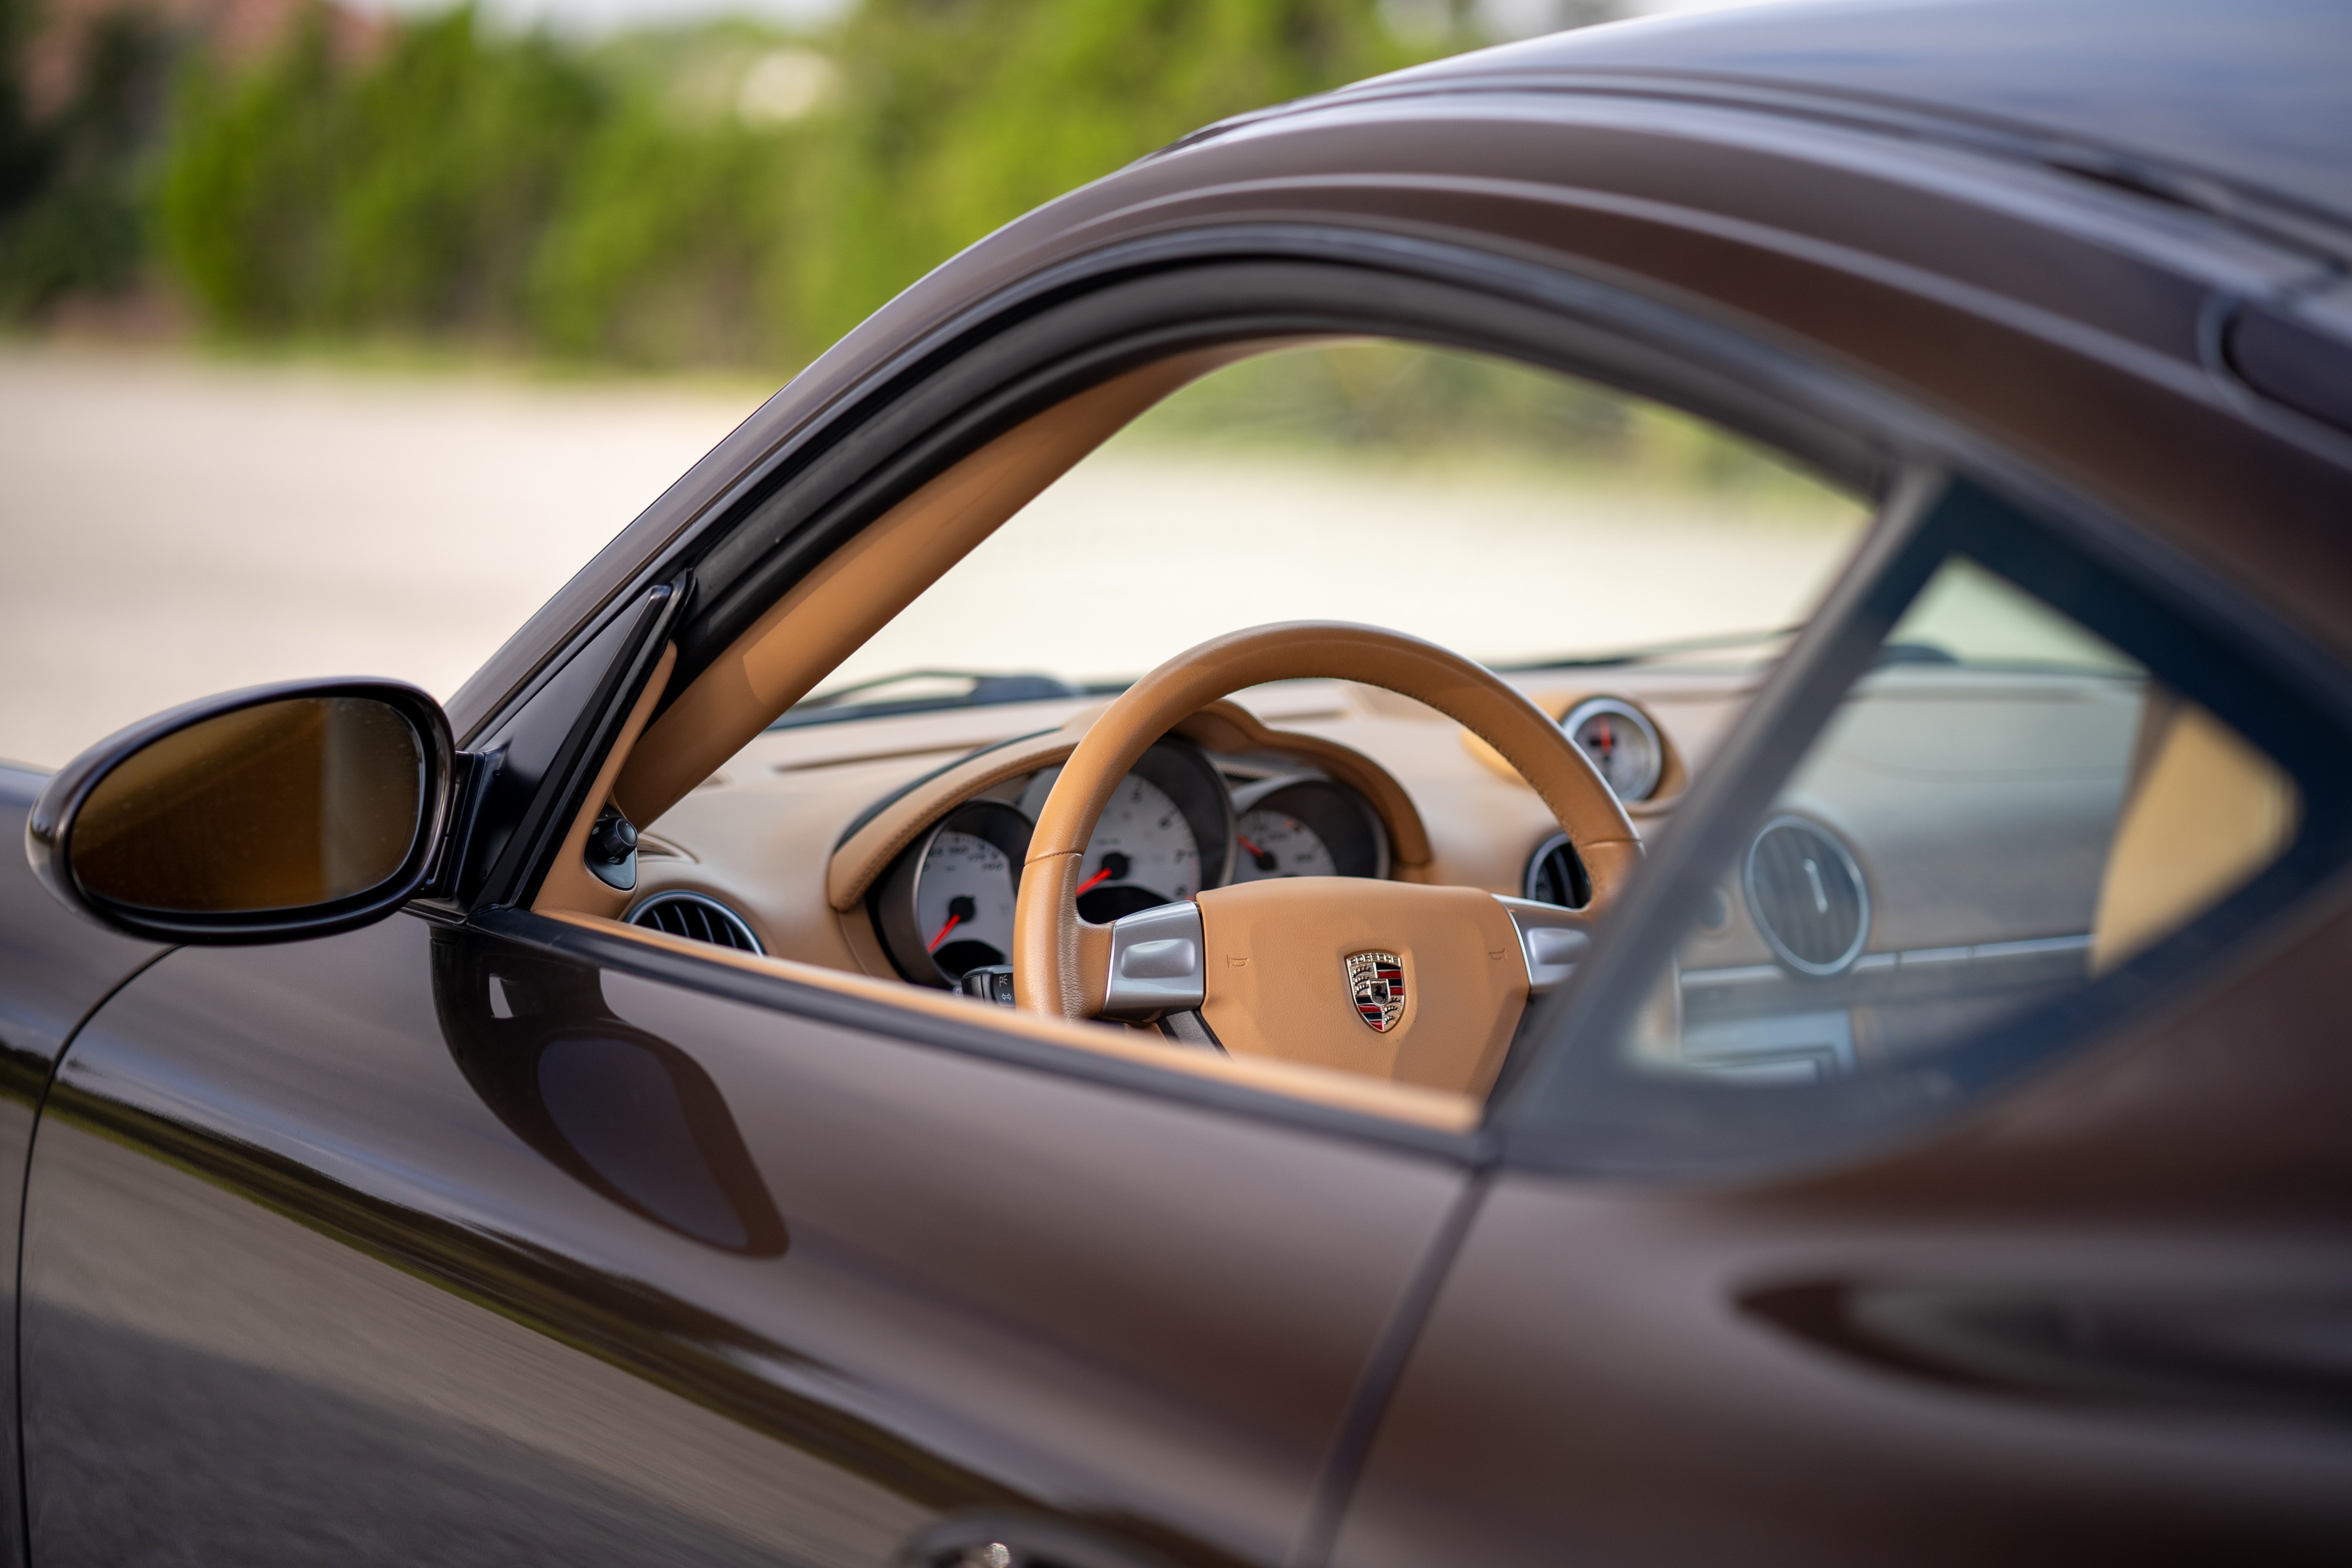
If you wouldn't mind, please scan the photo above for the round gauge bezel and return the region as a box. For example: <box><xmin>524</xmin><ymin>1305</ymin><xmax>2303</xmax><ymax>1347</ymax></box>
<box><xmin>1020</xmin><ymin>737</ymin><xmax>1234</xmax><ymax>912</ymax></box>
<box><xmin>1560</xmin><ymin>696</ymin><xmax>1666</xmax><ymax>803</ymax></box>
<box><xmin>872</xmin><ymin>798</ymin><xmax>1033</xmax><ymax>988</ymax></box>
<box><xmin>1228</xmin><ymin>777</ymin><xmax>1389</xmax><ymax>881</ymax></box>
<box><xmin>1742</xmin><ymin>814</ymin><xmax>1873</xmax><ymax>977</ymax></box>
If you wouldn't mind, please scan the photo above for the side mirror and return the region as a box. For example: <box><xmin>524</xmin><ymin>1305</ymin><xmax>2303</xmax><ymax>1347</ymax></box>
<box><xmin>26</xmin><ymin>680</ymin><xmax>457</xmax><ymax>944</ymax></box>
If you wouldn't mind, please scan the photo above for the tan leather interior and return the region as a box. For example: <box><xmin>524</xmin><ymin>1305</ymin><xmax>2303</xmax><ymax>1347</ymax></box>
<box><xmin>613</xmin><ymin>346</ymin><xmax>1269</xmax><ymax>831</ymax></box>
<box><xmin>1195</xmin><ymin>878</ymin><xmax>1529</xmax><ymax>1097</ymax></box>
<box><xmin>1015</xmin><ymin>620</ymin><xmax>1641</xmax><ymax>1021</ymax></box>
<box><xmin>543</xmin><ymin>910</ymin><xmax>1481</xmax><ymax>1132</ymax></box>
<box><xmin>2091</xmin><ymin>694</ymin><xmax>2299</xmax><ymax>973</ymax></box>
<box><xmin>532</xmin><ymin>644</ymin><xmax>676</xmax><ymax>920</ymax></box>
<box><xmin>823</xmin><ymin>697</ymin><xmax>1435</xmax><ymax>914</ymax></box>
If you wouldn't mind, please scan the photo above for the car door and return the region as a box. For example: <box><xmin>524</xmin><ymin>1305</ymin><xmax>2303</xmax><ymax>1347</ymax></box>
<box><xmin>21</xmin><ymin>891</ymin><xmax>1470</xmax><ymax>1567</ymax></box>
<box><xmin>1329</xmin><ymin>479</ymin><xmax>2352</xmax><ymax>1564</ymax></box>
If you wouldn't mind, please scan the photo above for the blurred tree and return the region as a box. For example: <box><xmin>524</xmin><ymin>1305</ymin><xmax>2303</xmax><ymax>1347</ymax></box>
<box><xmin>0</xmin><ymin>2</ymin><xmax>173</xmax><ymax>315</ymax></box>
<box><xmin>527</xmin><ymin>105</ymin><xmax>794</xmax><ymax>364</ymax></box>
<box><xmin>159</xmin><ymin>6</ymin><xmax>600</xmax><ymax>336</ymax></box>
<box><xmin>790</xmin><ymin>0</ymin><xmax>1431</xmax><ymax>353</ymax></box>
<box><xmin>19</xmin><ymin>0</ymin><xmax>1493</xmax><ymax>363</ymax></box>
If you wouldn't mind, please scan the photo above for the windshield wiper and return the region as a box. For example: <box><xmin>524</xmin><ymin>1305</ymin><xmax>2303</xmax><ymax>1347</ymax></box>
<box><xmin>1509</xmin><ymin>625</ymin><xmax>1802</xmax><ymax>670</ymax></box>
<box><xmin>769</xmin><ymin>670</ymin><xmax>1104</xmax><ymax>731</ymax></box>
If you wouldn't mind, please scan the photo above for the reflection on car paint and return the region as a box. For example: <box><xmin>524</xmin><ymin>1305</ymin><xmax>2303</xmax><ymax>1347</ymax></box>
<box><xmin>433</xmin><ymin>932</ymin><xmax>787</xmax><ymax>1256</ymax></box>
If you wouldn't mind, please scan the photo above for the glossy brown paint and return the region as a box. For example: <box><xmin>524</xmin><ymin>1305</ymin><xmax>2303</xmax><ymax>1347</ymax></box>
<box><xmin>1335</xmin><ymin>887</ymin><xmax>2352</xmax><ymax>1566</ymax></box>
<box><xmin>0</xmin><ymin>771</ymin><xmax>162</xmax><ymax>1568</ymax></box>
<box><xmin>16</xmin><ymin>12</ymin><xmax>2352</xmax><ymax>1567</ymax></box>
<box><xmin>20</xmin><ymin>910</ymin><xmax>1463</xmax><ymax>1565</ymax></box>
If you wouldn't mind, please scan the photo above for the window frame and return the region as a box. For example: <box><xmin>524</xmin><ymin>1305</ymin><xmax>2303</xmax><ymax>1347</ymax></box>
<box><xmin>1496</xmin><ymin>470</ymin><xmax>2352</xmax><ymax>1181</ymax></box>
<box><xmin>456</xmin><ymin>232</ymin><xmax>2179</xmax><ymax>1159</ymax></box>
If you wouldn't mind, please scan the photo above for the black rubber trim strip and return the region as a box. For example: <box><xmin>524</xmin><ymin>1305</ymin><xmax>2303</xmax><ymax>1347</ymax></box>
<box><xmin>480</xmin><ymin>574</ymin><xmax>691</xmax><ymax>910</ymax></box>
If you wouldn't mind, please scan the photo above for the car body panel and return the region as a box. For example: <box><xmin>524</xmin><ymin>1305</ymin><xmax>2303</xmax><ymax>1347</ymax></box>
<box><xmin>0</xmin><ymin>770</ymin><xmax>162</xmax><ymax>1568</ymax></box>
<box><xmin>1340</xmin><ymin>898</ymin><xmax>2352</xmax><ymax>1564</ymax></box>
<box><xmin>22</xmin><ymin>910</ymin><xmax>1463</xmax><ymax>1564</ymax></box>
<box><xmin>1365</xmin><ymin>0</ymin><xmax>2352</xmax><ymax>235</ymax></box>
<box><xmin>13</xmin><ymin>5</ymin><xmax>2352</xmax><ymax>1564</ymax></box>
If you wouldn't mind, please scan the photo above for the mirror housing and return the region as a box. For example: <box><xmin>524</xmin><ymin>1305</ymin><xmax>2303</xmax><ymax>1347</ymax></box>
<box><xmin>26</xmin><ymin>678</ymin><xmax>457</xmax><ymax>944</ymax></box>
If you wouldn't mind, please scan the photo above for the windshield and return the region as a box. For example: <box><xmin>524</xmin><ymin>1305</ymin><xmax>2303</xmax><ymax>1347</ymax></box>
<box><xmin>795</xmin><ymin>342</ymin><xmax>1875</xmax><ymax>720</ymax></box>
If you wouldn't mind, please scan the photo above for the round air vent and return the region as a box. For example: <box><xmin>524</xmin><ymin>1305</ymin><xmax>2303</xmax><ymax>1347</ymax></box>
<box><xmin>1743</xmin><ymin>817</ymin><xmax>1869</xmax><ymax>975</ymax></box>
<box><xmin>1524</xmin><ymin>832</ymin><xmax>1592</xmax><ymax>909</ymax></box>
<box><xmin>627</xmin><ymin>892</ymin><xmax>764</xmax><ymax>954</ymax></box>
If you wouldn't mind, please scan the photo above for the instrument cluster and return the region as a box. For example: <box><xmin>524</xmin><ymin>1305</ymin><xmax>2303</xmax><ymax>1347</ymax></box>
<box><xmin>871</xmin><ymin>737</ymin><xmax>1389</xmax><ymax>989</ymax></box>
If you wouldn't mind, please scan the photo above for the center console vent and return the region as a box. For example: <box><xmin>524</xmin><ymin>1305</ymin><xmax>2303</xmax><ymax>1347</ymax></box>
<box><xmin>1743</xmin><ymin>817</ymin><xmax>1869</xmax><ymax>975</ymax></box>
<box><xmin>627</xmin><ymin>892</ymin><xmax>764</xmax><ymax>954</ymax></box>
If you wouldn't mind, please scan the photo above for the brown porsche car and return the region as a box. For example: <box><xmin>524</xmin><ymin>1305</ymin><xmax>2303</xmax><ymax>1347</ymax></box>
<box><xmin>6</xmin><ymin>0</ymin><xmax>2351</xmax><ymax>1563</ymax></box>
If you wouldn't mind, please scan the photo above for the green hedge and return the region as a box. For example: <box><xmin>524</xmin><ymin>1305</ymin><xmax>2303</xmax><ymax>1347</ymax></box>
<box><xmin>0</xmin><ymin>0</ymin><xmax>1452</xmax><ymax>366</ymax></box>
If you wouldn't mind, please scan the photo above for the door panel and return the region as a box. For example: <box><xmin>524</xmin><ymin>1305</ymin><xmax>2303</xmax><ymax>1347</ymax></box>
<box><xmin>1332</xmin><ymin>1168</ymin><xmax>2352</xmax><ymax>1564</ymax></box>
<box><xmin>0</xmin><ymin>768</ymin><xmax>163</xmax><ymax>1568</ymax></box>
<box><xmin>23</xmin><ymin>911</ymin><xmax>1461</xmax><ymax>1566</ymax></box>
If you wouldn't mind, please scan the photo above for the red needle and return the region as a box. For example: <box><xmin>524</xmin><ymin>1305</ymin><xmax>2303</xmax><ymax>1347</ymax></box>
<box><xmin>1237</xmin><ymin>835</ymin><xmax>1266</xmax><ymax>858</ymax></box>
<box><xmin>1595</xmin><ymin>720</ymin><xmax>1615</xmax><ymax>756</ymax></box>
<box><xmin>1073</xmin><ymin>867</ymin><xmax>1115</xmax><ymax>898</ymax></box>
<box><xmin>926</xmin><ymin>913</ymin><xmax>962</xmax><ymax>952</ymax></box>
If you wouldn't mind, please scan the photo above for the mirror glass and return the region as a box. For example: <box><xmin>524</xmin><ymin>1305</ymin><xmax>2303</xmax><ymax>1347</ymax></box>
<box><xmin>71</xmin><ymin>696</ymin><xmax>426</xmax><ymax>913</ymax></box>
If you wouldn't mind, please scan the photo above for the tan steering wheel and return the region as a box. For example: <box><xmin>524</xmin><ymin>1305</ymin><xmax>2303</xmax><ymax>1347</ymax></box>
<box><xmin>1013</xmin><ymin>622</ymin><xmax>1642</xmax><ymax>1094</ymax></box>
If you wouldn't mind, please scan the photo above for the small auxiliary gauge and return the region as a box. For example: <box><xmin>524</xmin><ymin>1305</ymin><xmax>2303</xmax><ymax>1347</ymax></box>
<box><xmin>1561</xmin><ymin>696</ymin><xmax>1665</xmax><ymax>802</ymax></box>
<box><xmin>873</xmin><ymin>800</ymin><xmax>1033</xmax><ymax>987</ymax></box>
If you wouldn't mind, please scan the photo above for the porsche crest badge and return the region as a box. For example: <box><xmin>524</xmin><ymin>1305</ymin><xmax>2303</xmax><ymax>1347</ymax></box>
<box><xmin>1346</xmin><ymin>950</ymin><xmax>1406</xmax><ymax>1034</ymax></box>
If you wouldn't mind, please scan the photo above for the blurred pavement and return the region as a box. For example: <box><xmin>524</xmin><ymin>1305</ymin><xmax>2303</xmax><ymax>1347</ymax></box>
<box><xmin>0</xmin><ymin>346</ymin><xmax>1862</xmax><ymax>773</ymax></box>
<box><xmin>0</xmin><ymin>347</ymin><xmax>765</xmax><ymax>769</ymax></box>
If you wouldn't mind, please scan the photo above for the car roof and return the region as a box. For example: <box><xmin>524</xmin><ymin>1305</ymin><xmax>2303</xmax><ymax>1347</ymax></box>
<box><xmin>1346</xmin><ymin>0</ymin><xmax>2352</xmax><ymax>237</ymax></box>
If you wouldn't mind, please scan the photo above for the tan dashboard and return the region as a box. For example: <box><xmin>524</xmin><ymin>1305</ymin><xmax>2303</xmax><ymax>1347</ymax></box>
<box><xmin>626</xmin><ymin>667</ymin><xmax>1760</xmax><ymax>981</ymax></box>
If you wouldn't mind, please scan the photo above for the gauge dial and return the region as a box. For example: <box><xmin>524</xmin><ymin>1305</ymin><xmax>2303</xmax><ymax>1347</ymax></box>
<box><xmin>914</xmin><ymin>830</ymin><xmax>1017</xmax><ymax>977</ymax></box>
<box><xmin>1562</xmin><ymin>697</ymin><xmax>1665</xmax><ymax>802</ymax></box>
<box><xmin>874</xmin><ymin>799</ymin><xmax>1031</xmax><ymax>987</ymax></box>
<box><xmin>1230</xmin><ymin>808</ymin><xmax>1337</xmax><ymax>881</ymax></box>
<box><xmin>1072</xmin><ymin>772</ymin><xmax>1201</xmax><ymax>920</ymax></box>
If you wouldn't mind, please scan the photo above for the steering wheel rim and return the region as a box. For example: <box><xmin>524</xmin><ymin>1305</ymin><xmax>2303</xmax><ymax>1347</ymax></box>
<box><xmin>1013</xmin><ymin>622</ymin><xmax>1641</xmax><ymax>1029</ymax></box>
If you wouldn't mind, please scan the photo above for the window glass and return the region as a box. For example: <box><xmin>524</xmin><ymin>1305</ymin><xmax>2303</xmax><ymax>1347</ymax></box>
<box><xmin>1623</xmin><ymin>555</ymin><xmax>2299</xmax><ymax>1086</ymax></box>
<box><xmin>810</xmin><ymin>341</ymin><xmax>1870</xmax><ymax>699</ymax></box>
